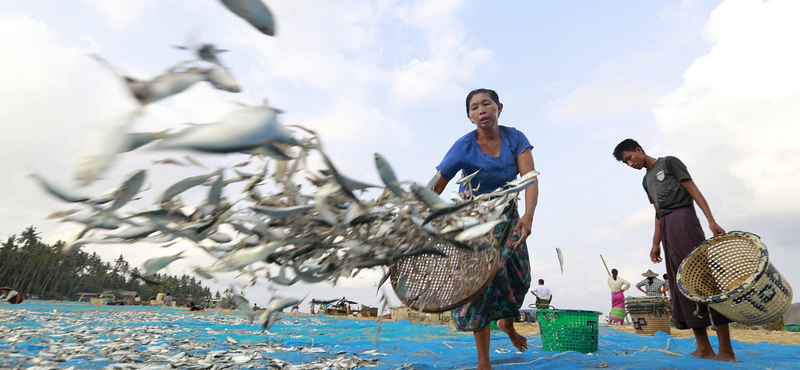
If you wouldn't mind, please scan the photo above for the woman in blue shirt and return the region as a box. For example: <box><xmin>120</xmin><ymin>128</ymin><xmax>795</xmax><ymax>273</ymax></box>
<box><xmin>432</xmin><ymin>88</ymin><xmax>538</xmax><ymax>370</ymax></box>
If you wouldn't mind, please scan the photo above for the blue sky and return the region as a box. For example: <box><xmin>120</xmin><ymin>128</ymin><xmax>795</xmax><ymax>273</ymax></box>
<box><xmin>1</xmin><ymin>0</ymin><xmax>798</xmax><ymax>318</ymax></box>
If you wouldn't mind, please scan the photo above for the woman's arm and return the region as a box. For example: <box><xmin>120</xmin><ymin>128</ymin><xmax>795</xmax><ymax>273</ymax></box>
<box><xmin>432</xmin><ymin>174</ymin><xmax>450</xmax><ymax>195</ymax></box>
<box><xmin>513</xmin><ymin>149</ymin><xmax>538</xmax><ymax>248</ymax></box>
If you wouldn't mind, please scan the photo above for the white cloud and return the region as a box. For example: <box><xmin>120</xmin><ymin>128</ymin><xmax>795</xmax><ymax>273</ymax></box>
<box><xmin>654</xmin><ymin>0</ymin><xmax>800</xmax><ymax>217</ymax></box>
<box><xmin>81</xmin><ymin>0</ymin><xmax>156</xmax><ymax>30</ymax></box>
<box><xmin>548</xmin><ymin>79</ymin><xmax>658</xmax><ymax>123</ymax></box>
<box><xmin>621</xmin><ymin>206</ymin><xmax>655</xmax><ymax>228</ymax></box>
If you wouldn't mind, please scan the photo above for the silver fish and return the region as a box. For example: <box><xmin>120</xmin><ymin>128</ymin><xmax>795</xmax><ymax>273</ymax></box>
<box><xmin>232</xmin><ymin>295</ymin><xmax>255</xmax><ymax>324</ymax></box>
<box><xmin>204</xmin><ymin>241</ymin><xmax>281</xmax><ymax>272</ymax></box>
<box><xmin>454</xmin><ymin>219</ymin><xmax>506</xmax><ymax>242</ymax></box>
<box><xmin>107</xmin><ymin>170</ymin><xmax>146</xmax><ymax>212</ymax></box>
<box><xmin>159</xmin><ymin>170</ymin><xmax>221</xmax><ymax>204</ymax></box>
<box><xmin>220</xmin><ymin>0</ymin><xmax>276</xmax><ymax>36</ymax></box>
<box><xmin>142</xmin><ymin>250</ymin><xmax>187</xmax><ymax>276</ymax></box>
<box><xmin>250</xmin><ymin>204</ymin><xmax>314</xmax><ymax>218</ymax></box>
<box><xmin>30</xmin><ymin>174</ymin><xmax>89</xmax><ymax>203</ymax></box>
<box><xmin>374</xmin><ymin>153</ymin><xmax>403</xmax><ymax>197</ymax></box>
<box><xmin>132</xmin><ymin>68</ymin><xmax>208</xmax><ymax>105</ymax></box>
<box><xmin>75</xmin><ymin>110</ymin><xmax>142</xmax><ymax>185</ymax></box>
<box><xmin>155</xmin><ymin>105</ymin><xmax>298</xmax><ymax>154</ymax></box>
<box><xmin>556</xmin><ymin>247</ymin><xmax>564</xmax><ymax>274</ymax></box>
<box><xmin>205</xmin><ymin>65</ymin><xmax>241</xmax><ymax>92</ymax></box>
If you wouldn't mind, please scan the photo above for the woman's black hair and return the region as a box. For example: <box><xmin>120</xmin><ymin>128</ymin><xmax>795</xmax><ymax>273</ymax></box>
<box><xmin>465</xmin><ymin>88</ymin><xmax>500</xmax><ymax>114</ymax></box>
<box><xmin>611</xmin><ymin>268</ymin><xmax>618</xmax><ymax>280</ymax></box>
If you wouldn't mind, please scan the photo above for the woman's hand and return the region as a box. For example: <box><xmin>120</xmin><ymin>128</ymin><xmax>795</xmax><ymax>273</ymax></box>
<box><xmin>512</xmin><ymin>213</ymin><xmax>533</xmax><ymax>248</ymax></box>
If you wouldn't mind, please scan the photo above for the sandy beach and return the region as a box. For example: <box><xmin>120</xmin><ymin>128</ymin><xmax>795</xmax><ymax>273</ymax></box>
<box><xmin>512</xmin><ymin>322</ymin><xmax>800</xmax><ymax>346</ymax></box>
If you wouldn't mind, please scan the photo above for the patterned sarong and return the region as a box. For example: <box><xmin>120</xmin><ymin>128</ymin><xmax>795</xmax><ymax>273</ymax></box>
<box><xmin>657</xmin><ymin>206</ymin><xmax>732</xmax><ymax>329</ymax></box>
<box><xmin>451</xmin><ymin>202</ymin><xmax>532</xmax><ymax>332</ymax></box>
<box><xmin>609</xmin><ymin>291</ymin><xmax>626</xmax><ymax>323</ymax></box>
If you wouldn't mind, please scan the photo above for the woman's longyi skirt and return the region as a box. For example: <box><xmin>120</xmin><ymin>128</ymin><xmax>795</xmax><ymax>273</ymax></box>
<box><xmin>609</xmin><ymin>291</ymin><xmax>626</xmax><ymax>323</ymax></box>
<box><xmin>451</xmin><ymin>204</ymin><xmax>531</xmax><ymax>332</ymax></box>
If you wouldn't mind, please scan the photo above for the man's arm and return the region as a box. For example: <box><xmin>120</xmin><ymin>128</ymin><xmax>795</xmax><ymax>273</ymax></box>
<box><xmin>681</xmin><ymin>179</ymin><xmax>725</xmax><ymax>237</ymax></box>
<box><xmin>651</xmin><ymin>204</ymin><xmax>662</xmax><ymax>263</ymax></box>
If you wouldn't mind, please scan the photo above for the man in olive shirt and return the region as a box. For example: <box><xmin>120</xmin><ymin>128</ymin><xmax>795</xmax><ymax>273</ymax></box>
<box><xmin>613</xmin><ymin>139</ymin><xmax>736</xmax><ymax>363</ymax></box>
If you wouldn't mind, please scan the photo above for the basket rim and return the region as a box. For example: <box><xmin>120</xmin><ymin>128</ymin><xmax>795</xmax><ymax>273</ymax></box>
<box><xmin>676</xmin><ymin>230</ymin><xmax>767</xmax><ymax>304</ymax></box>
<box><xmin>535</xmin><ymin>309</ymin><xmax>602</xmax><ymax>315</ymax></box>
<box><xmin>390</xmin><ymin>247</ymin><xmax>500</xmax><ymax>313</ymax></box>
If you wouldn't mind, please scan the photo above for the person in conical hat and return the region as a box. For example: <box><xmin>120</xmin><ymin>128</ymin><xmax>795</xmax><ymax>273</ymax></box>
<box><xmin>636</xmin><ymin>270</ymin><xmax>665</xmax><ymax>297</ymax></box>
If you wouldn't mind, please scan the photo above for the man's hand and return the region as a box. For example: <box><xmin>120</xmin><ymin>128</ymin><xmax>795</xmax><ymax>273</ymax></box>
<box><xmin>709</xmin><ymin>221</ymin><xmax>725</xmax><ymax>239</ymax></box>
<box><xmin>650</xmin><ymin>243</ymin><xmax>662</xmax><ymax>264</ymax></box>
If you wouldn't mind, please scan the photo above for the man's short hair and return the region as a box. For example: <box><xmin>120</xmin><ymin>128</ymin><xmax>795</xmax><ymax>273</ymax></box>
<box><xmin>613</xmin><ymin>138</ymin><xmax>642</xmax><ymax>161</ymax></box>
<box><xmin>538</xmin><ymin>279</ymin><xmax>545</xmax><ymax>285</ymax></box>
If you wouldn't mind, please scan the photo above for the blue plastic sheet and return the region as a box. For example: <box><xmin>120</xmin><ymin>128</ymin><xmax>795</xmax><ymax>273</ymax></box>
<box><xmin>1</xmin><ymin>301</ymin><xmax>798</xmax><ymax>369</ymax></box>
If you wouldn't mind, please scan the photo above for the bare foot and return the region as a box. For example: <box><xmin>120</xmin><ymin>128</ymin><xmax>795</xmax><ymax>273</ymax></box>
<box><xmin>496</xmin><ymin>319</ymin><xmax>528</xmax><ymax>352</ymax></box>
<box><xmin>689</xmin><ymin>349</ymin><xmax>715</xmax><ymax>359</ymax></box>
<box><xmin>477</xmin><ymin>358</ymin><xmax>492</xmax><ymax>370</ymax></box>
<box><xmin>711</xmin><ymin>353</ymin><xmax>737</xmax><ymax>363</ymax></box>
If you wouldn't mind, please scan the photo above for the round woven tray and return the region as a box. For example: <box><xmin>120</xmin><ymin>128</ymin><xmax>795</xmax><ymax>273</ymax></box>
<box><xmin>390</xmin><ymin>237</ymin><xmax>500</xmax><ymax>313</ymax></box>
<box><xmin>677</xmin><ymin>230</ymin><xmax>793</xmax><ymax>325</ymax></box>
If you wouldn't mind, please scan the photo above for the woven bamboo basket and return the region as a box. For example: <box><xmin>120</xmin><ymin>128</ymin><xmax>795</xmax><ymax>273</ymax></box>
<box><xmin>677</xmin><ymin>231</ymin><xmax>793</xmax><ymax>326</ymax></box>
<box><xmin>625</xmin><ymin>297</ymin><xmax>671</xmax><ymax>335</ymax></box>
<box><xmin>390</xmin><ymin>239</ymin><xmax>499</xmax><ymax>313</ymax></box>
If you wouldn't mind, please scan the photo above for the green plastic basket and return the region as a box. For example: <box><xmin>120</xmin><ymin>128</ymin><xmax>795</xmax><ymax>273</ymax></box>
<box><xmin>536</xmin><ymin>309</ymin><xmax>602</xmax><ymax>353</ymax></box>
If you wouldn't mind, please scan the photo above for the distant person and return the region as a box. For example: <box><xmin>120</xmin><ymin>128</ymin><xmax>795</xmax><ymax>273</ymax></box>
<box><xmin>636</xmin><ymin>270</ymin><xmax>666</xmax><ymax>297</ymax></box>
<box><xmin>661</xmin><ymin>273</ymin><xmax>670</xmax><ymax>296</ymax></box>
<box><xmin>187</xmin><ymin>300</ymin><xmax>204</xmax><ymax>311</ymax></box>
<box><xmin>607</xmin><ymin>269</ymin><xmax>630</xmax><ymax>325</ymax></box>
<box><xmin>128</xmin><ymin>294</ymin><xmax>141</xmax><ymax>305</ymax></box>
<box><xmin>291</xmin><ymin>302</ymin><xmax>300</xmax><ymax>313</ymax></box>
<box><xmin>252</xmin><ymin>303</ymin><xmax>260</xmax><ymax>311</ymax></box>
<box><xmin>614</xmin><ymin>138</ymin><xmax>735</xmax><ymax>362</ymax></box>
<box><xmin>163</xmin><ymin>293</ymin><xmax>174</xmax><ymax>307</ymax></box>
<box><xmin>530</xmin><ymin>279</ymin><xmax>552</xmax><ymax>309</ymax></box>
<box><xmin>0</xmin><ymin>286</ymin><xmax>23</xmax><ymax>304</ymax></box>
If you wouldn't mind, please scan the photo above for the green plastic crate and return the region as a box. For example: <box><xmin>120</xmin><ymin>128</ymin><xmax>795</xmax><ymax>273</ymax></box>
<box><xmin>536</xmin><ymin>309</ymin><xmax>601</xmax><ymax>353</ymax></box>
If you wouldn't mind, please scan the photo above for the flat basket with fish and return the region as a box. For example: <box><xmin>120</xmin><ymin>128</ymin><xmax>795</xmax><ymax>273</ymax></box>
<box><xmin>390</xmin><ymin>171</ymin><xmax>537</xmax><ymax>313</ymax></box>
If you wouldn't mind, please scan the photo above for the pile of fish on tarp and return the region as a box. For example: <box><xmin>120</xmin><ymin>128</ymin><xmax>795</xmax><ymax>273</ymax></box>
<box><xmin>0</xmin><ymin>307</ymin><xmax>390</xmax><ymax>370</ymax></box>
<box><xmin>30</xmin><ymin>0</ymin><xmax>539</xmax><ymax>330</ymax></box>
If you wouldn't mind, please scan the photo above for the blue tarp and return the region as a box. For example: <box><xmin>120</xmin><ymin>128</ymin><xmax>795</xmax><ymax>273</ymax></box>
<box><xmin>1</xmin><ymin>301</ymin><xmax>798</xmax><ymax>369</ymax></box>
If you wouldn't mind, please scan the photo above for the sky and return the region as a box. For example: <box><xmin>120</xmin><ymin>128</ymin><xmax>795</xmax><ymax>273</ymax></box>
<box><xmin>1</xmin><ymin>0</ymin><xmax>799</xmax><ymax>318</ymax></box>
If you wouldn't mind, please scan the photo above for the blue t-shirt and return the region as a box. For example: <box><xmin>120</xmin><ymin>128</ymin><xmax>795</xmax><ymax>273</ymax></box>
<box><xmin>436</xmin><ymin>125</ymin><xmax>533</xmax><ymax>195</ymax></box>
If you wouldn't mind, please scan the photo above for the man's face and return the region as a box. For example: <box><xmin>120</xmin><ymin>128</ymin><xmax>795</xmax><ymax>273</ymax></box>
<box><xmin>621</xmin><ymin>148</ymin><xmax>646</xmax><ymax>170</ymax></box>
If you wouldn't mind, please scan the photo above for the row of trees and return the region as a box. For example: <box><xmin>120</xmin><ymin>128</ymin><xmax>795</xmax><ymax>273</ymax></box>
<box><xmin>0</xmin><ymin>226</ymin><xmax>226</xmax><ymax>305</ymax></box>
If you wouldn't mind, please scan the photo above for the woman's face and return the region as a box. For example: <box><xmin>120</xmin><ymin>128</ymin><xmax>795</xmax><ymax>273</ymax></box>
<box><xmin>467</xmin><ymin>92</ymin><xmax>502</xmax><ymax>129</ymax></box>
